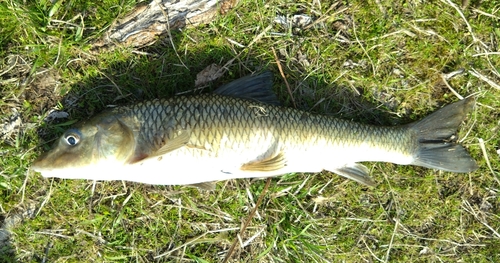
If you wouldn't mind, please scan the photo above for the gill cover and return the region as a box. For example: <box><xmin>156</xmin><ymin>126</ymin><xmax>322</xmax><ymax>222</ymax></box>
<box><xmin>92</xmin><ymin>116</ymin><xmax>136</xmax><ymax>162</ymax></box>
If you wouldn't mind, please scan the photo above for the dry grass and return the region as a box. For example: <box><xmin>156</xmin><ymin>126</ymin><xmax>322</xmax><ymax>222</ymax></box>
<box><xmin>1</xmin><ymin>0</ymin><xmax>499</xmax><ymax>262</ymax></box>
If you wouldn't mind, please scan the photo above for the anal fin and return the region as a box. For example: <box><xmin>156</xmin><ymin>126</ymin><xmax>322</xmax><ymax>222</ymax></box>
<box><xmin>331</xmin><ymin>163</ymin><xmax>376</xmax><ymax>187</ymax></box>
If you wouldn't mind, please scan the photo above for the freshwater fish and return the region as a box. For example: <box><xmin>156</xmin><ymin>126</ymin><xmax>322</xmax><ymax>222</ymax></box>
<box><xmin>32</xmin><ymin>71</ymin><xmax>478</xmax><ymax>188</ymax></box>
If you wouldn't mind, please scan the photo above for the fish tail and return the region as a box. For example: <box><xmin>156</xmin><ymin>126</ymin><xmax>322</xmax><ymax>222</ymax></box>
<box><xmin>410</xmin><ymin>97</ymin><xmax>478</xmax><ymax>172</ymax></box>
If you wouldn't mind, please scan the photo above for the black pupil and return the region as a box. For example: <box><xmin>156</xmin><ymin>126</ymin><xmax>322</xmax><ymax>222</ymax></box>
<box><xmin>67</xmin><ymin>136</ymin><xmax>77</xmax><ymax>145</ymax></box>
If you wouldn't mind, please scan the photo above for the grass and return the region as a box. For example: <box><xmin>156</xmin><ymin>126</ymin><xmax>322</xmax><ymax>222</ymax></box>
<box><xmin>1</xmin><ymin>0</ymin><xmax>499</xmax><ymax>262</ymax></box>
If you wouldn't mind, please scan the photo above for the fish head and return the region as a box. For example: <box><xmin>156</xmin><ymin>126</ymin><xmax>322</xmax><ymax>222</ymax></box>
<box><xmin>32</xmin><ymin>113</ymin><xmax>136</xmax><ymax>178</ymax></box>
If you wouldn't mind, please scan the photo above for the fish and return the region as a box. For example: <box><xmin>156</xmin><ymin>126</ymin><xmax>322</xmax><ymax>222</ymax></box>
<box><xmin>32</xmin><ymin>71</ymin><xmax>478</xmax><ymax>189</ymax></box>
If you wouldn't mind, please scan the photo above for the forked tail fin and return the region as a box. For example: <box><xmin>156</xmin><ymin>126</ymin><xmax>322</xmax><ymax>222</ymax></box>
<box><xmin>410</xmin><ymin>97</ymin><xmax>478</xmax><ymax>172</ymax></box>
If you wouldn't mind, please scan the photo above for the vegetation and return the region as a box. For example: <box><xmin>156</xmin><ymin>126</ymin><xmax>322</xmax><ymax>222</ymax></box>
<box><xmin>1</xmin><ymin>0</ymin><xmax>499</xmax><ymax>262</ymax></box>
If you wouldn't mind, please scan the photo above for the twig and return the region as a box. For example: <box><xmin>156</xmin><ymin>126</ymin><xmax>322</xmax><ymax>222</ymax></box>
<box><xmin>0</xmin><ymin>55</ymin><xmax>19</xmax><ymax>77</ymax></box>
<box><xmin>222</xmin><ymin>178</ymin><xmax>272</xmax><ymax>263</ymax></box>
<box><xmin>154</xmin><ymin>227</ymin><xmax>241</xmax><ymax>259</ymax></box>
<box><xmin>352</xmin><ymin>18</ymin><xmax>376</xmax><ymax>76</ymax></box>
<box><xmin>367</xmin><ymin>29</ymin><xmax>416</xmax><ymax>41</ymax></box>
<box><xmin>165</xmin><ymin>204</ymin><xmax>233</xmax><ymax>221</ymax></box>
<box><xmin>241</xmin><ymin>227</ymin><xmax>265</xmax><ymax>248</ymax></box>
<box><xmin>303</xmin><ymin>2</ymin><xmax>345</xmax><ymax>31</ymax></box>
<box><xmin>226</xmin><ymin>38</ymin><xmax>245</xmax><ymax>48</ymax></box>
<box><xmin>468</xmin><ymin>68</ymin><xmax>500</xmax><ymax>90</ymax></box>
<box><xmin>440</xmin><ymin>0</ymin><xmax>479</xmax><ymax>44</ymax></box>
<box><xmin>478</xmin><ymin>138</ymin><xmax>500</xmax><ymax>186</ymax></box>
<box><xmin>36</xmin><ymin>179</ymin><xmax>54</xmax><ymax>217</ymax></box>
<box><xmin>408</xmin><ymin>24</ymin><xmax>449</xmax><ymax>43</ymax></box>
<box><xmin>19</xmin><ymin>167</ymin><xmax>31</xmax><ymax>204</ymax></box>
<box><xmin>380</xmin><ymin>168</ymin><xmax>399</xmax><ymax>263</ymax></box>
<box><xmin>221</xmin><ymin>25</ymin><xmax>272</xmax><ymax>75</ymax></box>
<box><xmin>442</xmin><ymin>68</ymin><xmax>465</xmax><ymax>80</ymax></box>
<box><xmin>472</xmin><ymin>52</ymin><xmax>500</xmax><ymax>57</ymax></box>
<box><xmin>100</xmin><ymin>71</ymin><xmax>124</xmax><ymax>96</ymax></box>
<box><xmin>384</xmin><ymin>219</ymin><xmax>399</xmax><ymax>263</ymax></box>
<box><xmin>293</xmin><ymin>174</ymin><xmax>310</xmax><ymax>195</ymax></box>
<box><xmin>440</xmin><ymin>74</ymin><xmax>464</xmax><ymax>100</ymax></box>
<box><xmin>362</xmin><ymin>237</ymin><xmax>384</xmax><ymax>262</ymax></box>
<box><xmin>461</xmin><ymin>199</ymin><xmax>500</xmax><ymax>239</ymax></box>
<box><xmin>54</xmin><ymin>38</ymin><xmax>63</xmax><ymax>66</ymax></box>
<box><xmin>272</xmin><ymin>47</ymin><xmax>296</xmax><ymax>108</ymax></box>
<box><xmin>246</xmin><ymin>188</ymin><xmax>261</xmax><ymax>220</ymax></box>
<box><xmin>75</xmin><ymin>229</ymin><xmax>108</xmax><ymax>244</ymax></box>
<box><xmin>36</xmin><ymin>231</ymin><xmax>71</xmax><ymax>239</ymax></box>
<box><xmin>472</xmin><ymin>8</ymin><xmax>500</xmax><ymax>19</ymax></box>
<box><xmin>156</xmin><ymin>0</ymin><xmax>188</xmax><ymax>70</ymax></box>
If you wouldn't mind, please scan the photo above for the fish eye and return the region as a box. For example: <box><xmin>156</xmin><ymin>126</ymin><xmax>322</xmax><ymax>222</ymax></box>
<box><xmin>63</xmin><ymin>129</ymin><xmax>81</xmax><ymax>146</ymax></box>
<box><xmin>65</xmin><ymin>135</ymin><xmax>79</xmax><ymax>146</ymax></box>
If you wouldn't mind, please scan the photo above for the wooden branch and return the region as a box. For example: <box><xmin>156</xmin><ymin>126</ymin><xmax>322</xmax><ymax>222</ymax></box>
<box><xmin>93</xmin><ymin>0</ymin><xmax>238</xmax><ymax>49</ymax></box>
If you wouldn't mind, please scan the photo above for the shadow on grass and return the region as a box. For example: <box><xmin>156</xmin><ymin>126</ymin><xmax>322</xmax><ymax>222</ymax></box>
<box><xmin>10</xmin><ymin>30</ymin><xmax>404</xmax><ymax>262</ymax></box>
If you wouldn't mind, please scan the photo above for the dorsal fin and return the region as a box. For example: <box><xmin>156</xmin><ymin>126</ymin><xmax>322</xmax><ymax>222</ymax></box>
<box><xmin>214</xmin><ymin>71</ymin><xmax>280</xmax><ymax>105</ymax></box>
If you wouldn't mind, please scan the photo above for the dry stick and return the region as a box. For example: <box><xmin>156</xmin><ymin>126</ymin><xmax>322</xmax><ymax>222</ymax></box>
<box><xmin>100</xmin><ymin>71</ymin><xmax>124</xmax><ymax>96</ymax></box>
<box><xmin>443</xmin><ymin>0</ymin><xmax>492</xmax><ymax>52</ymax></box>
<box><xmin>462</xmin><ymin>199</ymin><xmax>500</xmax><ymax>239</ymax></box>
<box><xmin>469</xmin><ymin>68</ymin><xmax>500</xmax><ymax>90</ymax></box>
<box><xmin>218</xmin><ymin>25</ymin><xmax>272</xmax><ymax>76</ymax></box>
<box><xmin>441</xmin><ymin>0</ymin><xmax>478</xmax><ymax>44</ymax></box>
<box><xmin>155</xmin><ymin>227</ymin><xmax>241</xmax><ymax>258</ymax></box>
<box><xmin>441</xmin><ymin>75</ymin><xmax>464</xmax><ymax>100</ymax></box>
<box><xmin>384</xmin><ymin>219</ymin><xmax>399</xmax><ymax>263</ymax></box>
<box><xmin>478</xmin><ymin>138</ymin><xmax>500</xmax><ymax>186</ymax></box>
<box><xmin>472</xmin><ymin>52</ymin><xmax>500</xmax><ymax>57</ymax></box>
<box><xmin>472</xmin><ymin>8</ymin><xmax>500</xmax><ymax>19</ymax></box>
<box><xmin>19</xmin><ymin>166</ymin><xmax>32</xmax><ymax>204</ymax></box>
<box><xmin>0</xmin><ymin>55</ymin><xmax>19</xmax><ymax>77</ymax></box>
<box><xmin>222</xmin><ymin>178</ymin><xmax>272</xmax><ymax>263</ymax></box>
<box><xmin>272</xmin><ymin>47</ymin><xmax>296</xmax><ymax>108</ymax></box>
<box><xmin>352</xmin><ymin>19</ymin><xmax>376</xmax><ymax>76</ymax></box>
<box><xmin>156</xmin><ymin>0</ymin><xmax>188</xmax><ymax>70</ymax></box>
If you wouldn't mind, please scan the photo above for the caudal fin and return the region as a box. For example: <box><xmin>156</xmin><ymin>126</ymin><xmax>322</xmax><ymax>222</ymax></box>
<box><xmin>410</xmin><ymin>97</ymin><xmax>478</xmax><ymax>173</ymax></box>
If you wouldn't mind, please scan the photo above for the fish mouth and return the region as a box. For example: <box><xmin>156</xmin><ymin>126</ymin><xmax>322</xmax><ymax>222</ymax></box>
<box><xmin>31</xmin><ymin>153</ymin><xmax>49</xmax><ymax>173</ymax></box>
<box><xmin>31</xmin><ymin>151</ymin><xmax>69</xmax><ymax>175</ymax></box>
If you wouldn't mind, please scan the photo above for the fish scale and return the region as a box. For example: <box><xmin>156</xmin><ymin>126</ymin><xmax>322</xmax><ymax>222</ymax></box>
<box><xmin>128</xmin><ymin>94</ymin><xmax>414</xmax><ymax>170</ymax></box>
<box><xmin>32</xmin><ymin>71</ymin><xmax>477</xmax><ymax>188</ymax></box>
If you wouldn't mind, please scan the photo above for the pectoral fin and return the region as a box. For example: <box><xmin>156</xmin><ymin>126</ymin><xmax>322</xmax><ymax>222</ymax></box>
<box><xmin>241</xmin><ymin>152</ymin><xmax>286</xmax><ymax>171</ymax></box>
<box><xmin>150</xmin><ymin>130</ymin><xmax>191</xmax><ymax>158</ymax></box>
<box><xmin>129</xmin><ymin>130</ymin><xmax>191</xmax><ymax>163</ymax></box>
<box><xmin>331</xmin><ymin>163</ymin><xmax>376</xmax><ymax>187</ymax></box>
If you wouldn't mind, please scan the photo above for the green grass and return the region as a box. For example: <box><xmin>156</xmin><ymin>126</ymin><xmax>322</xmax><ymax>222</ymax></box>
<box><xmin>1</xmin><ymin>0</ymin><xmax>499</xmax><ymax>262</ymax></box>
